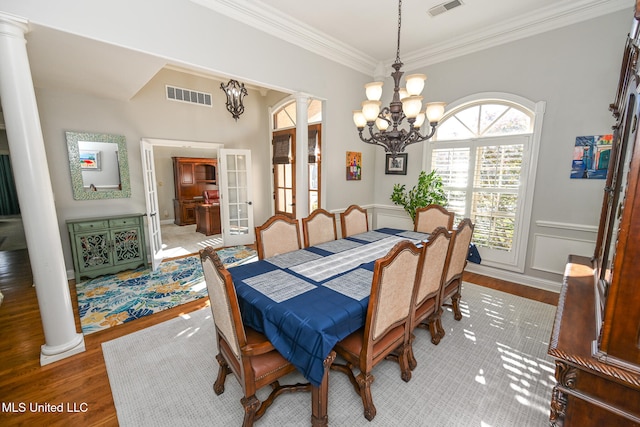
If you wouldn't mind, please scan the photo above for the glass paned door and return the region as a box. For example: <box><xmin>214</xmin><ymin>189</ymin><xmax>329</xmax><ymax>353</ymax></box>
<box><xmin>219</xmin><ymin>149</ymin><xmax>255</xmax><ymax>246</ymax></box>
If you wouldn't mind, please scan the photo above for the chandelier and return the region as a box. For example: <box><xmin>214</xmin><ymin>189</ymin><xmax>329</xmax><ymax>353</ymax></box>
<box><xmin>353</xmin><ymin>0</ymin><xmax>446</xmax><ymax>158</ymax></box>
<box><xmin>221</xmin><ymin>79</ymin><xmax>248</xmax><ymax>121</ymax></box>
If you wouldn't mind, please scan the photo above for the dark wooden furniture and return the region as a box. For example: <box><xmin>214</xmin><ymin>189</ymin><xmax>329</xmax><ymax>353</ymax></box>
<box><xmin>547</xmin><ymin>6</ymin><xmax>640</xmax><ymax>425</ymax></box>
<box><xmin>199</xmin><ymin>247</ymin><xmax>311</xmax><ymax>427</ymax></box>
<box><xmin>196</xmin><ymin>203</ymin><xmax>221</xmax><ymax>236</ymax></box>
<box><xmin>172</xmin><ymin>157</ymin><xmax>217</xmax><ymax>225</ymax></box>
<box><xmin>439</xmin><ymin>218</ymin><xmax>474</xmax><ymax>324</ymax></box>
<box><xmin>302</xmin><ymin>208</ymin><xmax>337</xmax><ymax>248</ymax></box>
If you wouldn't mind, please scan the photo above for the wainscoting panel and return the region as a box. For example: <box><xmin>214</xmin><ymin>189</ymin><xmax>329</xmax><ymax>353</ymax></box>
<box><xmin>531</xmin><ymin>233</ymin><xmax>595</xmax><ymax>275</ymax></box>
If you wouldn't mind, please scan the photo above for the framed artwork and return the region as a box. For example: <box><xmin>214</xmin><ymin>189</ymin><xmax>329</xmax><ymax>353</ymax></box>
<box><xmin>346</xmin><ymin>151</ymin><xmax>362</xmax><ymax>180</ymax></box>
<box><xmin>385</xmin><ymin>153</ymin><xmax>407</xmax><ymax>175</ymax></box>
<box><xmin>79</xmin><ymin>150</ymin><xmax>101</xmax><ymax>170</ymax></box>
<box><xmin>570</xmin><ymin>134</ymin><xmax>612</xmax><ymax>179</ymax></box>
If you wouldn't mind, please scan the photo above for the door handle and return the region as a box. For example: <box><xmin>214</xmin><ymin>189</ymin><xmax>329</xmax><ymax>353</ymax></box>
<box><xmin>246</xmin><ymin>201</ymin><xmax>253</xmax><ymax>205</ymax></box>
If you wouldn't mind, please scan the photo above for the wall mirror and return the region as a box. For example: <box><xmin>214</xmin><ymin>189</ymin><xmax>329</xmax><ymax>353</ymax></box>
<box><xmin>66</xmin><ymin>131</ymin><xmax>131</xmax><ymax>200</ymax></box>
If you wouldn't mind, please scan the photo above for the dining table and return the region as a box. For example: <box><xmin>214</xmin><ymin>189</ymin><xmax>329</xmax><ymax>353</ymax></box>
<box><xmin>227</xmin><ymin>227</ymin><xmax>430</xmax><ymax>426</ymax></box>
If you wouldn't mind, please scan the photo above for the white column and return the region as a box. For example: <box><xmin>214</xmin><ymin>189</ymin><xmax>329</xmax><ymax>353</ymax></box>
<box><xmin>295</xmin><ymin>93</ymin><xmax>310</xmax><ymax>220</ymax></box>
<box><xmin>0</xmin><ymin>13</ymin><xmax>85</xmax><ymax>365</ymax></box>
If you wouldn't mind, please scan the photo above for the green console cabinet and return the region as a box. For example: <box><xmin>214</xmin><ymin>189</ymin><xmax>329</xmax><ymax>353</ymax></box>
<box><xmin>67</xmin><ymin>214</ymin><xmax>148</xmax><ymax>283</ymax></box>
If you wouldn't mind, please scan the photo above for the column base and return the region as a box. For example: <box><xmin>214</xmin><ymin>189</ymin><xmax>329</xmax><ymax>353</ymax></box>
<box><xmin>40</xmin><ymin>333</ymin><xmax>85</xmax><ymax>366</ymax></box>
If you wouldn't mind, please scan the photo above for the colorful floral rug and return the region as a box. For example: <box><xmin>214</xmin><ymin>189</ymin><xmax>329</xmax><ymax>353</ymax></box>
<box><xmin>76</xmin><ymin>246</ymin><xmax>257</xmax><ymax>335</ymax></box>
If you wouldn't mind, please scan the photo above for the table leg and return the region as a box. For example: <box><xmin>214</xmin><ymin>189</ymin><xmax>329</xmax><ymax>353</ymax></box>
<box><xmin>311</xmin><ymin>351</ymin><xmax>336</xmax><ymax>427</ymax></box>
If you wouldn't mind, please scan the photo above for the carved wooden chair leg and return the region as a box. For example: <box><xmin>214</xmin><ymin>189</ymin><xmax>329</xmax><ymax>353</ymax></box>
<box><xmin>452</xmin><ymin>292</ymin><xmax>463</xmax><ymax>321</ymax></box>
<box><xmin>241</xmin><ymin>395</ymin><xmax>260</xmax><ymax>427</ymax></box>
<box><xmin>398</xmin><ymin>344</ymin><xmax>412</xmax><ymax>382</ymax></box>
<box><xmin>408</xmin><ymin>333</ymin><xmax>417</xmax><ymax>370</ymax></box>
<box><xmin>356</xmin><ymin>372</ymin><xmax>376</xmax><ymax>421</ymax></box>
<box><xmin>213</xmin><ymin>353</ymin><xmax>231</xmax><ymax>395</ymax></box>
<box><xmin>428</xmin><ymin>309</ymin><xmax>443</xmax><ymax>344</ymax></box>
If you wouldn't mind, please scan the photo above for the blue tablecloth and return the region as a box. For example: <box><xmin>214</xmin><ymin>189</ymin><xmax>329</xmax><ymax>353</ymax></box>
<box><xmin>227</xmin><ymin>228</ymin><xmax>429</xmax><ymax>386</ymax></box>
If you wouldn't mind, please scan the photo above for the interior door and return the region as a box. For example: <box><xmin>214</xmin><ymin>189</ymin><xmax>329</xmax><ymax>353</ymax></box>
<box><xmin>218</xmin><ymin>149</ymin><xmax>255</xmax><ymax>246</ymax></box>
<box><xmin>272</xmin><ymin>129</ymin><xmax>296</xmax><ymax>218</ymax></box>
<box><xmin>140</xmin><ymin>139</ymin><xmax>163</xmax><ymax>270</ymax></box>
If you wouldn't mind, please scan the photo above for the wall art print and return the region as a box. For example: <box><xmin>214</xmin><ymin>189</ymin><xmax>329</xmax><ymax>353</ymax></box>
<box><xmin>570</xmin><ymin>134</ymin><xmax>612</xmax><ymax>179</ymax></box>
<box><xmin>346</xmin><ymin>151</ymin><xmax>362</xmax><ymax>181</ymax></box>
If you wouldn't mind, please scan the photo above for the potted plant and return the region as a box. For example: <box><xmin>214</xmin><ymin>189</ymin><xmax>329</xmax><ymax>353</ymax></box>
<box><xmin>390</xmin><ymin>170</ymin><xmax>448</xmax><ymax>223</ymax></box>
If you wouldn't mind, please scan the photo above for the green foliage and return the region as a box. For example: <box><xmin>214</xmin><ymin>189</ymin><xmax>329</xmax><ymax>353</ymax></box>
<box><xmin>390</xmin><ymin>170</ymin><xmax>448</xmax><ymax>223</ymax></box>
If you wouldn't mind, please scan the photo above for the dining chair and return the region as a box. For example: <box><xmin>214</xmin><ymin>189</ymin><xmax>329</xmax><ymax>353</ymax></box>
<box><xmin>301</xmin><ymin>208</ymin><xmax>337</xmax><ymax>248</ymax></box>
<box><xmin>408</xmin><ymin>227</ymin><xmax>453</xmax><ymax>370</ymax></box>
<box><xmin>414</xmin><ymin>204</ymin><xmax>454</xmax><ymax>233</ymax></box>
<box><xmin>254</xmin><ymin>214</ymin><xmax>301</xmax><ymax>260</ymax></box>
<box><xmin>339</xmin><ymin>204</ymin><xmax>369</xmax><ymax>238</ymax></box>
<box><xmin>439</xmin><ymin>218</ymin><xmax>475</xmax><ymax>325</ymax></box>
<box><xmin>199</xmin><ymin>247</ymin><xmax>311</xmax><ymax>427</ymax></box>
<box><xmin>330</xmin><ymin>240</ymin><xmax>421</xmax><ymax>421</ymax></box>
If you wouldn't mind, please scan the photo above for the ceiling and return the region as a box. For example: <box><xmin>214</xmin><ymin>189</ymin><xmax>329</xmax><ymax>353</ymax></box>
<box><xmin>17</xmin><ymin>0</ymin><xmax>635</xmax><ymax>104</ymax></box>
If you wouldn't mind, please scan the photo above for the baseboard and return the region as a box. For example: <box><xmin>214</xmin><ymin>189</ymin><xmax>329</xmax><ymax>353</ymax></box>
<box><xmin>465</xmin><ymin>262</ymin><xmax>562</xmax><ymax>293</ymax></box>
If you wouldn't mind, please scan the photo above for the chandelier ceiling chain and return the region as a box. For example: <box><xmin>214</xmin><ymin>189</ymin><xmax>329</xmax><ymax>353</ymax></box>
<box><xmin>353</xmin><ymin>0</ymin><xmax>446</xmax><ymax>159</ymax></box>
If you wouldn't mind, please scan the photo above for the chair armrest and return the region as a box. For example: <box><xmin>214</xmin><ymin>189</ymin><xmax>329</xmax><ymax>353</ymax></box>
<box><xmin>242</xmin><ymin>340</ymin><xmax>275</xmax><ymax>357</ymax></box>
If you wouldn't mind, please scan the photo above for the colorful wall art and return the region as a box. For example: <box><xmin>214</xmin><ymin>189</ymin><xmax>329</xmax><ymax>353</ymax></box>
<box><xmin>570</xmin><ymin>134</ymin><xmax>612</xmax><ymax>179</ymax></box>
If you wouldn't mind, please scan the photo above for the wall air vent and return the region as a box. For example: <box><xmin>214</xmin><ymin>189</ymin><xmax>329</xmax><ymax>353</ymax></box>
<box><xmin>166</xmin><ymin>85</ymin><xmax>212</xmax><ymax>107</ymax></box>
<box><xmin>428</xmin><ymin>0</ymin><xmax>463</xmax><ymax>17</ymax></box>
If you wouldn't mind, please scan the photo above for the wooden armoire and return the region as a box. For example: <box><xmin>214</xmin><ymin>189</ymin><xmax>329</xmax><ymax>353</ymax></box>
<box><xmin>547</xmin><ymin>4</ymin><xmax>640</xmax><ymax>426</ymax></box>
<box><xmin>172</xmin><ymin>157</ymin><xmax>217</xmax><ymax>225</ymax></box>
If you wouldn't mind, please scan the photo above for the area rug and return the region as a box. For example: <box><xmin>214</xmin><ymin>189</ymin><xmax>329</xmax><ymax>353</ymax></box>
<box><xmin>102</xmin><ymin>283</ymin><xmax>557</xmax><ymax>426</ymax></box>
<box><xmin>76</xmin><ymin>246</ymin><xmax>257</xmax><ymax>335</ymax></box>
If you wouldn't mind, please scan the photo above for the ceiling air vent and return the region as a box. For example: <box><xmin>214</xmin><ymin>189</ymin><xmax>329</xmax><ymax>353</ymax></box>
<box><xmin>166</xmin><ymin>85</ymin><xmax>212</xmax><ymax>107</ymax></box>
<box><xmin>428</xmin><ymin>0</ymin><xmax>463</xmax><ymax>17</ymax></box>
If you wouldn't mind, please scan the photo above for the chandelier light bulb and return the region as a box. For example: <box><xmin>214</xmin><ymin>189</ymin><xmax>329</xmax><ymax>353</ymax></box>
<box><xmin>353</xmin><ymin>110</ymin><xmax>367</xmax><ymax>128</ymax></box>
<box><xmin>405</xmin><ymin>74</ymin><xmax>427</xmax><ymax>96</ymax></box>
<box><xmin>413</xmin><ymin>112</ymin><xmax>426</xmax><ymax>129</ymax></box>
<box><xmin>376</xmin><ymin>117</ymin><xmax>390</xmax><ymax>131</ymax></box>
<box><xmin>362</xmin><ymin>100</ymin><xmax>382</xmax><ymax>122</ymax></box>
<box><xmin>398</xmin><ymin>88</ymin><xmax>409</xmax><ymax>100</ymax></box>
<box><xmin>402</xmin><ymin>96</ymin><xmax>423</xmax><ymax>119</ymax></box>
<box><xmin>365</xmin><ymin>82</ymin><xmax>384</xmax><ymax>101</ymax></box>
<box><xmin>426</xmin><ymin>102</ymin><xmax>447</xmax><ymax>123</ymax></box>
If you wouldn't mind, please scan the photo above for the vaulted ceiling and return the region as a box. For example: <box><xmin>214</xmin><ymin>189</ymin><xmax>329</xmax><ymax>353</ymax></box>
<box><xmin>16</xmin><ymin>0</ymin><xmax>637</xmax><ymax>103</ymax></box>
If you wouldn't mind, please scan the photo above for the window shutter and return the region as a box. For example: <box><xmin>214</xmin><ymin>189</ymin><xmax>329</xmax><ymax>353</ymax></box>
<box><xmin>272</xmin><ymin>134</ymin><xmax>291</xmax><ymax>164</ymax></box>
<box><xmin>308</xmin><ymin>129</ymin><xmax>318</xmax><ymax>163</ymax></box>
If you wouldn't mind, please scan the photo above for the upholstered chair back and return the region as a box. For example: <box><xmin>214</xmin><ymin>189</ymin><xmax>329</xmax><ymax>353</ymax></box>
<box><xmin>340</xmin><ymin>204</ymin><xmax>369</xmax><ymax>238</ymax></box>
<box><xmin>414</xmin><ymin>205</ymin><xmax>454</xmax><ymax>233</ymax></box>
<box><xmin>255</xmin><ymin>215</ymin><xmax>301</xmax><ymax>259</ymax></box>
<box><xmin>445</xmin><ymin>219</ymin><xmax>474</xmax><ymax>284</ymax></box>
<box><xmin>369</xmin><ymin>241</ymin><xmax>421</xmax><ymax>341</ymax></box>
<box><xmin>415</xmin><ymin>227</ymin><xmax>452</xmax><ymax>309</ymax></box>
<box><xmin>302</xmin><ymin>209</ymin><xmax>337</xmax><ymax>247</ymax></box>
<box><xmin>200</xmin><ymin>247</ymin><xmax>243</xmax><ymax>360</ymax></box>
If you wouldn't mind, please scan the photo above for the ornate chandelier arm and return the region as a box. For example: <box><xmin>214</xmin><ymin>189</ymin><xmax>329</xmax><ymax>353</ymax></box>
<box><xmin>357</xmin><ymin>126</ymin><xmax>396</xmax><ymax>151</ymax></box>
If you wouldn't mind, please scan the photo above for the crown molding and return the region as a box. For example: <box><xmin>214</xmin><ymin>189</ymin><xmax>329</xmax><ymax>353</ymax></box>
<box><xmin>191</xmin><ymin>0</ymin><xmax>633</xmax><ymax>76</ymax></box>
<box><xmin>401</xmin><ymin>0</ymin><xmax>633</xmax><ymax>72</ymax></box>
<box><xmin>190</xmin><ymin>0</ymin><xmax>377</xmax><ymax>75</ymax></box>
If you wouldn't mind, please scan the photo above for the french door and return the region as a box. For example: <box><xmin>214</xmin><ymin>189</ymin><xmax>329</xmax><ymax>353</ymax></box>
<box><xmin>140</xmin><ymin>139</ymin><xmax>163</xmax><ymax>270</ymax></box>
<box><xmin>219</xmin><ymin>148</ymin><xmax>255</xmax><ymax>246</ymax></box>
<box><xmin>272</xmin><ymin>129</ymin><xmax>296</xmax><ymax>218</ymax></box>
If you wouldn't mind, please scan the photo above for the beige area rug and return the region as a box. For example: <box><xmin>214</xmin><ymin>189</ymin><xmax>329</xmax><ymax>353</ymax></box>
<box><xmin>160</xmin><ymin>223</ymin><xmax>224</xmax><ymax>258</ymax></box>
<box><xmin>102</xmin><ymin>283</ymin><xmax>557</xmax><ymax>426</ymax></box>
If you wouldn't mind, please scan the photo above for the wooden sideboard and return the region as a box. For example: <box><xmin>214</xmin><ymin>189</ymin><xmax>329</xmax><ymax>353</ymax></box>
<box><xmin>196</xmin><ymin>203</ymin><xmax>221</xmax><ymax>236</ymax></box>
<box><xmin>67</xmin><ymin>214</ymin><xmax>147</xmax><ymax>283</ymax></box>
<box><xmin>173</xmin><ymin>157</ymin><xmax>217</xmax><ymax>225</ymax></box>
<box><xmin>547</xmin><ymin>5</ymin><xmax>640</xmax><ymax>425</ymax></box>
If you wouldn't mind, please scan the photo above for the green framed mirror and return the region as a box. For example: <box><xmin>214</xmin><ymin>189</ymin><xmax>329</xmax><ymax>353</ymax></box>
<box><xmin>66</xmin><ymin>131</ymin><xmax>131</xmax><ymax>200</ymax></box>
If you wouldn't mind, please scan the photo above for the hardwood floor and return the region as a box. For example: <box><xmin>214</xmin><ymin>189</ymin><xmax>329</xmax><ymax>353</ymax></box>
<box><xmin>0</xmin><ymin>249</ymin><xmax>558</xmax><ymax>426</ymax></box>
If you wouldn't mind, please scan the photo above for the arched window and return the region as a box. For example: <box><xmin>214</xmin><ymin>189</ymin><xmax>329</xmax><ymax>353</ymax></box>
<box><xmin>424</xmin><ymin>94</ymin><xmax>544</xmax><ymax>272</ymax></box>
